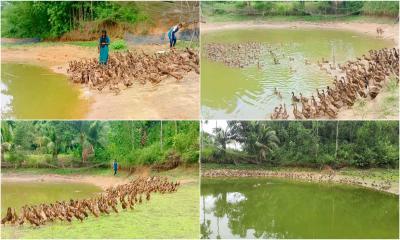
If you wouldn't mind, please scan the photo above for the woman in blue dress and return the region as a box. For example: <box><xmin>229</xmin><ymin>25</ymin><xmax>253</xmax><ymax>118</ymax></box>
<box><xmin>98</xmin><ymin>30</ymin><xmax>110</xmax><ymax>64</ymax></box>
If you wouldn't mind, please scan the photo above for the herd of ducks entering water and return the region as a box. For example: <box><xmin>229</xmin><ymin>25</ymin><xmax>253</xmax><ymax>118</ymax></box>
<box><xmin>1</xmin><ymin>176</ymin><xmax>179</xmax><ymax>226</ymax></box>
<box><xmin>205</xmin><ymin>42</ymin><xmax>398</xmax><ymax>119</ymax></box>
<box><xmin>67</xmin><ymin>48</ymin><xmax>199</xmax><ymax>95</ymax></box>
<box><xmin>272</xmin><ymin>47</ymin><xmax>399</xmax><ymax>119</ymax></box>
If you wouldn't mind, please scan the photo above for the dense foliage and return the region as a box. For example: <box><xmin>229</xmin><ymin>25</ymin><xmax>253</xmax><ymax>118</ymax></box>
<box><xmin>202</xmin><ymin>121</ymin><xmax>399</xmax><ymax>169</ymax></box>
<box><xmin>202</xmin><ymin>1</ymin><xmax>399</xmax><ymax>18</ymax></box>
<box><xmin>1</xmin><ymin>1</ymin><xmax>147</xmax><ymax>38</ymax></box>
<box><xmin>1</xmin><ymin>121</ymin><xmax>199</xmax><ymax>168</ymax></box>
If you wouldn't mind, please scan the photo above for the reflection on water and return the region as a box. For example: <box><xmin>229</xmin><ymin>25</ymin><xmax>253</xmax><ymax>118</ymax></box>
<box><xmin>1</xmin><ymin>63</ymin><xmax>89</xmax><ymax>119</ymax></box>
<box><xmin>1</xmin><ymin>182</ymin><xmax>101</xmax><ymax>215</ymax></box>
<box><xmin>201</xmin><ymin>29</ymin><xmax>394</xmax><ymax>119</ymax></box>
<box><xmin>201</xmin><ymin>178</ymin><xmax>399</xmax><ymax>239</ymax></box>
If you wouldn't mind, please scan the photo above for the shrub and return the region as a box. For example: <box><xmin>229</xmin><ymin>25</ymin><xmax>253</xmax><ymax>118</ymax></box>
<box><xmin>134</xmin><ymin>143</ymin><xmax>163</xmax><ymax>165</ymax></box>
<box><xmin>110</xmin><ymin>39</ymin><xmax>127</xmax><ymax>50</ymax></box>
<box><xmin>7</xmin><ymin>149</ymin><xmax>27</xmax><ymax>167</ymax></box>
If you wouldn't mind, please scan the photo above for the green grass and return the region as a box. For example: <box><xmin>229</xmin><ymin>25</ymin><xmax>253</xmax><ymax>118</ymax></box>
<box><xmin>378</xmin><ymin>77</ymin><xmax>399</xmax><ymax>119</ymax></box>
<box><xmin>339</xmin><ymin>167</ymin><xmax>399</xmax><ymax>182</ymax></box>
<box><xmin>1</xmin><ymin>182</ymin><xmax>199</xmax><ymax>239</ymax></box>
<box><xmin>1</xmin><ymin>166</ymin><xmax>199</xmax><ymax>238</ymax></box>
<box><xmin>349</xmin><ymin>76</ymin><xmax>399</xmax><ymax>119</ymax></box>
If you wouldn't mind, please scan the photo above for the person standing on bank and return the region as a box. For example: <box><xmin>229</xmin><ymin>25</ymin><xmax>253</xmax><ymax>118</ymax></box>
<box><xmin>168</xmin><ymin>23</ymin><xmax>183</xmax><ymax>48</ymax></box>
<box><xmin>113</xmin><ymin>160</ymin><xmax>118</xmax><ymax>176</ymax></box>
<box><xmin>98</xmin><ymin>30</ymin><xmax>110</xmax><ymax>64</ymax></box>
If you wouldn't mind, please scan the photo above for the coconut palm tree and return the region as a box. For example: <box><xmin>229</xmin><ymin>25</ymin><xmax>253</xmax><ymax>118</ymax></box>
<box><xmin>254</xmin><ymin>123</ymin><xmax>280</xmax><ymax>164</ymax></box>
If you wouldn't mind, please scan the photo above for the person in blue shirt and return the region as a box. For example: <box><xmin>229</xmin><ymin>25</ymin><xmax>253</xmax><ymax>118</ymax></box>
<box><xmin>113</xmin><ymin>160</ymin><xmax>118</xmax><ymax>176</ymax></box>
<box><xmin>168</xmin><ymin>23</ymin><xmax>182</xmax><ymax>48</ymax></box>
<box><xmin>98</xmin><ymin>30</ymin><xmax>110</xmax><ymax>64</ymax></box>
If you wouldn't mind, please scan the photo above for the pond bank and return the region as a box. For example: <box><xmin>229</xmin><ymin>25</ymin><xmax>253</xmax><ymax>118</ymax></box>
<box><xmin>1</xmin><ymin>166</ymin><xmax>198</xmax><ymax>190</ymax></box>
<box><xmin>202</xmin><ymin>168</ymin><xmax>398</xmax><ymax>195</ymax></box>
<box><xmin>1</xmin><ymin>167</ymin><xmax>199</xmax><ymax>239</ymax></box>
<box><xmin>1</xmin><ymin>43</ymin><xmax>199</xmax><ymax>119</ymax></box>
<box><xmin>201</xmin><ymin>20</ymin><xmax>399</xmax><ymax>44</ymax></box>
<box><xmin>1</xmin><ymin>172</ymin><xmax>128</xmax><ymax>190</ymax></box>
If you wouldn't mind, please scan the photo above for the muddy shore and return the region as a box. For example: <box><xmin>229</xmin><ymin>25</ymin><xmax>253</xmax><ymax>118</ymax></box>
<box><xmin>202</xmin><ymin>168</ymin><xmax>399</xmax><ymax>195</ymax></box>
<box><xmin>1</xmin><ymin>44</ymin><xmax>200</xmax><ymax>119</ymax></box>
<box><xmin>201</xmin><ymin>21</ymin><xmax>399</xmax><ymax>44</ymax></box>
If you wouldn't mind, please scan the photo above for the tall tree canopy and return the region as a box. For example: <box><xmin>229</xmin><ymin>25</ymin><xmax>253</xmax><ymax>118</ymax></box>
<box><xmin>1</xmin><ymin>120</ymin><xmax>199</xmax><ymax>168</ymax></box>
<box><xmin>1</xmin><ymin>1</ymin><xmax>145</xmax><ymax>38</ymax></box>
<box><xmin>202</xmin><ymin>121</ymin><xmax>399</xmax><ymax>169</ymax></box>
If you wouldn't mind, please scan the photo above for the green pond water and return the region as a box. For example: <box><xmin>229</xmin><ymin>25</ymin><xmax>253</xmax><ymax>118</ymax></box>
<box><xmin>1</xmin><ymin>181</ymin><xmax>101</xmax><ymax>216</ymax></box>
<box><xmin>201</xmin><ymin>29</ymin><xmax>394</xmax><ymax>119</ymax></box>
<box><xmin>201</xmin><ymin>178</ymin><xmax>399</xmax><ymax>239</ymax></box>
<box><xmin>1</xmin><ymin>63</ymin><xmax>88</xmax><ymax>119</ymax></box>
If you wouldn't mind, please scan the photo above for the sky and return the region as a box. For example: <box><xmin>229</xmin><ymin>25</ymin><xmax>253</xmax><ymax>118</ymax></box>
<box><xmin>201</xmin><ymin>120</ymin><xmax>227</xmax><ymax>134</ymax></box>
<box><xmin>201</xmin><ymin>120</ymin><xmax>242</xmax><ymax>150</ymax></box>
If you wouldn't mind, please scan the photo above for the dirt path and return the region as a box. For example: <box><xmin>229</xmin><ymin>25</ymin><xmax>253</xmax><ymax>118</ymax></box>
<box><xmin>202</xmin><ymin>169</ymin><xmax>399</xmax><ymax>195</ymax></box>
<box><xmin>1</xmin><ymin>44</ymin><xmax>200</xmax><ymax>119</ymax></box>
<box><xmin>1</xmin><ymin>173</ymin><xmax>129</xmax><ymax>190</ymax></box>
<box><xmin>201</xmin><ymin>21</ymin><xmax>399</xmax><ymax>44</ymax></box>
<box><xmin>84</xmin><ymin>71</ymin><xmax>199</xmax><ymax>120</ymax></box>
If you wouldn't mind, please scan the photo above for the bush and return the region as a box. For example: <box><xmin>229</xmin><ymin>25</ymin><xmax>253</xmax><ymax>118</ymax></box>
<box><xmin>376</xmin><ymin>142</ymin><xmax>399</xmax><ymax>168</ymax></box>
<box><xmin>24</xmin><ymin>154</ymin><xmax>52</xmax><ymax>167</ymax></box>
<box><xmin>201</xmin><ymin>146</ymin><xmax>216</xmax><ymax>162</ymax></box>
<box><xmin>134</xmin><ymin>143</ymin><xmax>163</xmax><ymax>165</ymax></box>
<box><xmin>110</xmin><ymin>39</ymin><xmax>127</xmax><ymax>50</ymax></box>
<box><xmin>7</xmin><ymin>149</ymin><xmax>27</xmax><ymax>167</ymax></box>
<box><xmin>318</xmin><ymin>154</ymin><xmax>335</xmax><ymax>167</ymax></box>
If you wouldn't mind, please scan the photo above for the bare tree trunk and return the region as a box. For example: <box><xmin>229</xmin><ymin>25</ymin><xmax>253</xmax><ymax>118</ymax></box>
<box><xmin>91</xmin><ymin>1</ymin><xmax>93</xmax><ymax>21</ymax></box>
<box><xmin>70</xmin><ymin>8</ymin><xmax>72</xmax><ymax>31</ymax></box>
<box><xmin>80</xmin><ymin>132</ymin><xmax>85</xmax><ymax>163</ymax></box>
<box><xmin>160</xmin><ymin>121</ymin><xmax>163</xmax><ymax>151</ymax></box>
<box><xmin>335</xmin><ymin>121</ymin><xmax>339</xmax><ymax>159</ymax></box>
<box><xmin>315</xmin><ymin>121</ymin><xmax>319</xmax><ymax>160</ymax></box>
<box><xmin>131</xmin><ymin>122</ymin><xmax>135</xmax><ymax>150</ymax></box>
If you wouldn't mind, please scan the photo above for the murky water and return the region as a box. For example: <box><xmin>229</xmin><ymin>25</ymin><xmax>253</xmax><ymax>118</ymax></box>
<box><xmin>201</xmin><ymin>178</ymin><xmax>399</xmax><ymax>239</ymax></box>
<box><xmin>1</xmin><ymin>181</ymin><xmax>101</xmax><ymax>215</ymax></box>
<box><xmin>201</xmin><ymin>29</ymin><xmax>394</xmax><ymax>119</ymax></box>
<box><xmin>1</xmin><ymin>63</ymin><xmax>89</xmax><ymax>119</ymax></box>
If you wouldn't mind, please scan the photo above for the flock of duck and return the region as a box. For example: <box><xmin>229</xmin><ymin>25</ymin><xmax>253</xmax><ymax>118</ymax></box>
<box><xmin>271</xmin><ymin>47</ymin><xmax>399</xmax><ymax>119</ymax></box>
<box><xmin>67</xmin><ymin>48</ymin><xmax>199</xmax><ymax>95</ymax></box>
<box><xmin>203</xmin><ymin>169</ymin><xmax>393</xmax><ymax>192</ymax></box>
<box><xmin>1</xmin><ymin>176</ymin><xmax>180</xmax><ymax>227</ymax></box>
<box><xmin>205</xmin><ymin>42</ymin><xmax>269</xmax><ymax>68</ymax></box>
<box><xmin>205</xmin><ymin>41</ymin><xmax>398</xmax><ymax>119</ymax></box>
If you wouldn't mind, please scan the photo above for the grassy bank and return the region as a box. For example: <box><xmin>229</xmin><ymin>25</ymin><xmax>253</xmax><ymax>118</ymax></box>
<box><xmin>1</xmin><ymin>166</ymin><xmax>199</xmax><ymax>238</ymax></box>
<box><xmin>351</xmin><ymin>76</ymin><xmax>399</xmax><ymax>119</ymax></box>
<box><xmin>1</xmin><ymin>182</ymin><xmax>199</xmax><ymax>239</ymax></box>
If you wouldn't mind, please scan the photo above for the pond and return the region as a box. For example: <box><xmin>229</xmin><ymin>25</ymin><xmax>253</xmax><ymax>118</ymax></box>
<box><xmin>1</xmin><ymin>181</ymin><xmax>102</xmax><ymax>216</ymax></box>
<box><xmin>1</xmin><ymin>63</ymin><xmax>89</xmax><ymax>119</ymax></box>
<box><xmin>201</xmin><ymin>178</ymin><xmax>399</xmax><ymax>239</ymax></box>
<box><xmin>201</xmin><ymin>28</ymin><xmax>394</xmax><ymax>119</ymax></box>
